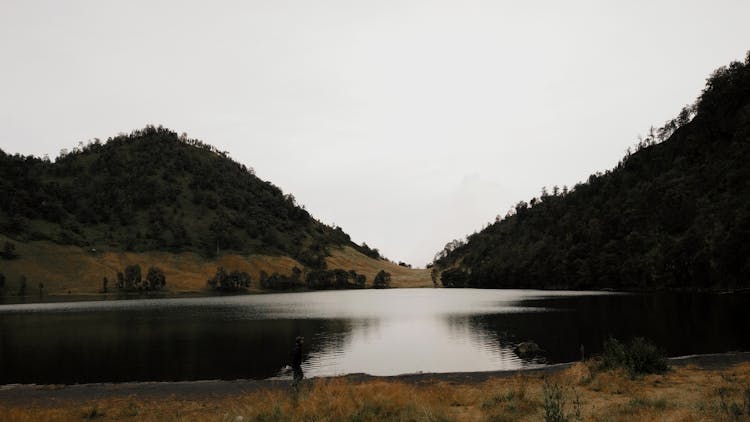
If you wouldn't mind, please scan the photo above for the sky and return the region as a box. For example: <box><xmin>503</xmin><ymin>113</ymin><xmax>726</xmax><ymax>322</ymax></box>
<box><xmin>1</xmin><ymin>1</ymin><xmax>749</xmax><ymax>267</ymax></box>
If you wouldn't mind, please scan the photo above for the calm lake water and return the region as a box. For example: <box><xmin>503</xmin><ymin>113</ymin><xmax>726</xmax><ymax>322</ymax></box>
<box><xmin>0</xmin><ymin>289</ymin><xmax>748</xmax><ymax>384</ymax></box>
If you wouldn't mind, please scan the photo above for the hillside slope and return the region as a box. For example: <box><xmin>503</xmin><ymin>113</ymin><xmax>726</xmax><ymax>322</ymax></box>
<box><xmin>433</xmin><ymin>52</ymin><xmax>750</xmax><ymax>290</ymax></box>
<box><xmin>0</xmin><ymin>235</ymin><xmax>430</xmax><ymax>296</ymax></box>
<box><xmin>0</xmin><ymin>128</ymin><xmax>430</xmax><ymax>295</ymax></box>
<box><xmin>0</xmin><ymin>126</ymin><xmax>376</xmax><ymax>267</ymax></box>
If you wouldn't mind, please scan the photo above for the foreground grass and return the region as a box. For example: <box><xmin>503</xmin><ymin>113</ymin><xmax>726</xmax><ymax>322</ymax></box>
<box><xmin>2</xmin><ymin>362</ymin><xmax>749</xmax><ymax>421</ymax></box>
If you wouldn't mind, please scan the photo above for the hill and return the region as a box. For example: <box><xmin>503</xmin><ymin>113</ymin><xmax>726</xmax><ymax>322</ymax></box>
<box><xmin>0</xmin><ymin>127</ymin><xmax>431</xmax><ymax>296</ymax></box>
<box><xmin>432</xmin><ymin>51</ymin><xmax>750</xmax><ymax>290</ymax></box>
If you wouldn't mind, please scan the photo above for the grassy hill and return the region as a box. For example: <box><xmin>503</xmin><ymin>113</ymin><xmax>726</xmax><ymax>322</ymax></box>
<box><xmin>0</xmin><ymin>127</ymin><xmax>430</xmax><ymax>297</ymax></box>
<box><xmin>433</xmin><ymin>51</ymin><xmax>750</xmax><ymax>291</ymax></box>
<box><xmin>0</xmin><ymin>234</ymin><xmax>430</xmax><ymax>296</ymax></box>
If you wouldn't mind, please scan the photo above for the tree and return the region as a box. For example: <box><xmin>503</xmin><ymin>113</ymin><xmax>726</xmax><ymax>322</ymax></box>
<box><xmin>207</xmin><ymin>266</ymin><xmax>228</xmax><ymax>289</ymax></box>
<box><xmin>350</xmin><ymin>270</ymin><xmax>366</xmax><ymax>288</ymax></box>
<box><xmin>430</xmin><ymin>267</ymin><xmax>440</xmax><ymax>287</ymax></box>
<box><xmin>18</xmin><ymin>275</ymin><xmax>27</xmax><ymax>296</ymax></box>
<box><xmin>441</xmin><ymin>268</ymin><xmax>469</xmax><ymax>288</ymax></box>
<box><xmin>291</xmin><ymin>266</ymin><xmax>302</xmax><ymax>282</ymax></box>
<box><xmin>1</xmin><ymin>241</ymin><xmax>17</xmax><ymax>259</ymax></box>
<box><xmin>145</xmin><ymin>266</ymin><xmax>166</xmax><ymax>290</ymax></box>
<box><xmin>373</xmin><ymin>270</ymin><xmax>391</xmax><ymax>289</ymax></box>
<box><xmin>123</xmin><ymin>264</ymin><xmax>142</xmax><ymax>290</ymax></box>
<box><xmin>207</xmin><ymin>267</ymin><xmax>250</xmax><ymax>291</ymax></box>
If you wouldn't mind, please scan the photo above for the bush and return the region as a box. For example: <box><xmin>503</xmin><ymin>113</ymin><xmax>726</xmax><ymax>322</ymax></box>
<box><xmin>145</xmin><ymin>266</ymin><xmax>166</xmax><ymax>290</ymax></box>
<box><xmin>115</xmin><ymin>264</ymin><xmax>166</xmax><ymax>291</ymax></box>
<box><xmin>542</xmin><ymin>382</ymin><xmax>566</xmax><ymax>422</ymax></box>
<box><xmin>1</xmin><ymin>241</ymin><xmax>17</xmax><ymax>259</ymax></box>
<box><xmin>599</xmin><ymin>337</ymin><xmax>669</xmax><ymax>376</ymax></box>
<box><xmin>541</xmin><ymin>382</ymin><xmax>582</xmax><ymax>422</ymax></box>
<box><xmin>18</xmin><ymin>275</ymin><xmax>27</xmax><ymax>296</ymax></box>
<box><xmin>305</xmin><ymin>269</ymin><xmax>366</xmax><ymax>290</ymax></box>
<box><xmin>260</xmin><ymin>272</ymin><xmax>301</xmax><ymax>290</ymax></box>
<box><xmin>207</xmin><ymin>267</ymin><xmax>251</xmax><ymax>291</ymax></box>
<box><xmin>441</xmin><ymin>268</ymin><xmax>469</xmax><ymax>288</ymax></box>
<box><xmin>373</xmin><ymin>270</ymin><xmax>391</xmax><ymax>289</ymax></box>
<box><xmin>123</xmin><ymin>264</ymin><xmax>142</xmax><ymax>289</ymax></box>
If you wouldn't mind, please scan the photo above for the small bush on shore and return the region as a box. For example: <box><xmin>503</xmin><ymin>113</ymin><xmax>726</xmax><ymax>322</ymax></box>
<box><xmin>599</xmin><ymin>337</ymin><xmax>669</xmax><ymax>376</ymax></box>
<box><xmin>541</xmin><ymin>381</ymin><xmax>583</xmax><ymax>422</ymax></box>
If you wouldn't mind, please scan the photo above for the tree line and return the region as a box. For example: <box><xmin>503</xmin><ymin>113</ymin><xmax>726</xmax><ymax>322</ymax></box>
<box><xmin>205</xmin><ymin>267</ymin><xmax>392</xmax><ymax>291</ymax></box>
<box><xmin>434</xmin><ymin>51</ymin><xmax>750</xmax><ymax>291</ymax></box>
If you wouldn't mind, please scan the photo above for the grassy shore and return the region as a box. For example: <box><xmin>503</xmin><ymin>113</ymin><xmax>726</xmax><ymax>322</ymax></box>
<box><xmin>0</xmin><ymin>235</ymin><xmax>432</xmax><ymax>301</ymax></box>
<box><xmin>2</xmin><ymin>357</ymin><xmax>749</xmax><ymax>421</ymax></box>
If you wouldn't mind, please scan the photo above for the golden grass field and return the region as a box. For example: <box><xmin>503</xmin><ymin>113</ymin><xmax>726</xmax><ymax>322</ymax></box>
<box><xmin>0</xmin><ymin>234</ymin><xmax>432</xmax><ymax>297</ymax></box>
<box><xmin>1</xmin><ymin>361</ymin><xmax>749</xmax><ymax>421</ymax></box>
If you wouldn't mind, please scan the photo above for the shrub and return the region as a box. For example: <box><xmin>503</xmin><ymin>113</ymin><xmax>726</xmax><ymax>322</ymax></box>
<box><xmin>599</xmin><ymin>337</ymin><xmax>669</xmax><ymax>376</ymax></box>
<box><xmin>207</xmin><ymin>267</ymin><xmax>251</xmax><ymax>291</ymax></box>
<box><xmin>440</xmin><ymin>268</ymin><xmax>469</xmax><ymax>288</ymax></box>
<box><xmin>145</xmin><ymin>266</ymin><xmax>166</xmax><ymax>290</ymax></box>
<box><xmin>123</xmin><ymin>264</ymin><xmax>142</xmax><ymax>289</ymax></box>
<box><xmin>373</xmin><ymin>270</ymin><xmax>391</xmax><ymax>289</ymax></box>
<box><xmin>1</xmin><ymin>241</ymin><xmax>17</xmax><ymax>259</ymax></box>
<box><xmin>260</xmin><ymin>272</ymin><xmax>300</xmax><ymax>290</ymax></box>
<box><xmin>305</xmin><ymin>269</ymin><xmax>366</xmax><ymax>290</ymax></box>
<box><xmin>541</xmin><ymin>382</ymin><xmax>583</xmax><ymax>422</ymax></box>
<box><xmin>542</xmin><ymin>382</ymin><xmax>566</xmax><ymax>422</ymax></box>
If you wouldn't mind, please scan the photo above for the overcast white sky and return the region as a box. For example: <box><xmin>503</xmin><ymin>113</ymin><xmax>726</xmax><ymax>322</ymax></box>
<box><xmin>1</xmin><ymin>1</ymin><xmax>749</xmax><ymax>266</ymax></box>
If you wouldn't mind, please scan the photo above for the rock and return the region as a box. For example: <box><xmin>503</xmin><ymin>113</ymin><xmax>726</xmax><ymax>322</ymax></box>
<box><xmin>514</xmin><ymin>341</ymin><xmax>542</xmax><ymax>359</ymax></box>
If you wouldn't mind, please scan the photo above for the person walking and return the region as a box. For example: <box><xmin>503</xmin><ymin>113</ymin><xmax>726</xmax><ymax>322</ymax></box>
<box><xmin>291</xmin><ymin>336</ymin><xmax>304</xmax><ymax>382</ymax></box>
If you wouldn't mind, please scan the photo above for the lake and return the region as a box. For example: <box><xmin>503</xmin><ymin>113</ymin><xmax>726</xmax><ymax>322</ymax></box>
<box><xmin>0</xmin><ymin>289</ymin><xmax>748</xmax><ymax>384</ymax></box>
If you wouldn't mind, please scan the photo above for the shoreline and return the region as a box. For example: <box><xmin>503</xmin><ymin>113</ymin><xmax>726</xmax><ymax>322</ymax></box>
<box><xmin>2</xmin><ymin>351</ymin><xmax>748</xmax><ymax>405</ymax></box>
<box><xmin>3</xmin><ymin>352</ymin><xmax>750</xmax><ymax>421</ymax></box>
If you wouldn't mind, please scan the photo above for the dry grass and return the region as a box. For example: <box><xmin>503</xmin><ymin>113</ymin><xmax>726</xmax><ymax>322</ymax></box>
<box><xmin>3</xmin><ymin>362</ymin><xmax>749</xmax><ymax>421</ymax></box>
<box><xmin>325</xmin><ymin>246</ymin><xmax>433</xmax><ymax>289</ymax></box>
<box><xmin>0</xmin><ymin>236</ymin><xmax>432</xmax><ymax>297</ymax></box>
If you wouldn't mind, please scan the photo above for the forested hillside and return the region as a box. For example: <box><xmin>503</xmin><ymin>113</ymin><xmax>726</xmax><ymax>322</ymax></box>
<box><xmin>433</xmin><ymin>52</ymin><xmax>750</xmax><ymax>290</ymax></box>
<box><xmin>0</xmin><ymin>126</ymin><xmax>380</xmax><ymax>268</ymax></box>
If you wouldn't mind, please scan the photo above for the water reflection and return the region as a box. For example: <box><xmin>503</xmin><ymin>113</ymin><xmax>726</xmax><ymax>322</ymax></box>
<box><xmin>1</xmin><ymin>289</ymin><xmax>748</xmax><ymax>384</ymax></box>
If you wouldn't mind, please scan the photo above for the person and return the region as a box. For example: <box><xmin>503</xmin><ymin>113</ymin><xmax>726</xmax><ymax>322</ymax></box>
<box><xmin>291</xmin><ymin>336</ymin><xmax>304</xmax><ymax>381</ymax></box>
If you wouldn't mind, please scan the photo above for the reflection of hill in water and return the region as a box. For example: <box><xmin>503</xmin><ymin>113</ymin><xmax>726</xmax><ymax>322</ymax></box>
<box><xmin>0</xmin><ymin>312</ymin><xmax>356</xmax><ymax>384</ymax></box>
<box><xmin>465</xmin><ymin>292</ymin><xmax>750</xmax><ymax>364</ymax></box>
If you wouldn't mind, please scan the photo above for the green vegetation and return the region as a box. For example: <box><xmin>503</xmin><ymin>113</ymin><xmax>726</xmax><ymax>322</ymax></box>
<box><xmin>716</xmin><ymin>375</ymin><xmax>750</xmax><ymax>420</ymax></box>
<box><xmin>17</xmin><ymin>275</ymin><xmax>26</xmax><ymax>296</ymax></box>
<box><xmin>0</xmin><ymin>126</ymin><xmax>363</xmax><ymax>269</ymax></box>
<box><xmin>542</xmin><ymin>382</ymin><xmax>583</xmax><ymax>422</ymax></box>
<box><xmin>598</xmin><ymin>337</ymin><xmax>669</xmax><ymax>376</ymax></box>
<box><xmin>1</xmin><ymin>241</ymin><xmax>17</xmax><ymax>259</ymax></box>
<box><xmin>206</xmin><ymin>267</ymin><xmax>251</xmax><ymax>291</ymax></box>
<box><xmin>373</xmin><ymin>270</ymin><xmax>392</xmax><ymax>289</ymax></box>
<box><xmin>259</xmin><ymin>270</ymin><xmax>303</xmax><ymax>290</ymax></box>
<box><xmin>305</xmin><ymin>268</ymin><xmax>366</xmax><ymax>290</ymax></box>
<box><xmin>434</xmin><ymin>51</ymin><xmax>750</xmax><ymax>290</ymax></box>
<box><xmin>115</xmin><ymin>264</ymin><xmax>166</xmax><ymax>291</ymax></box>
